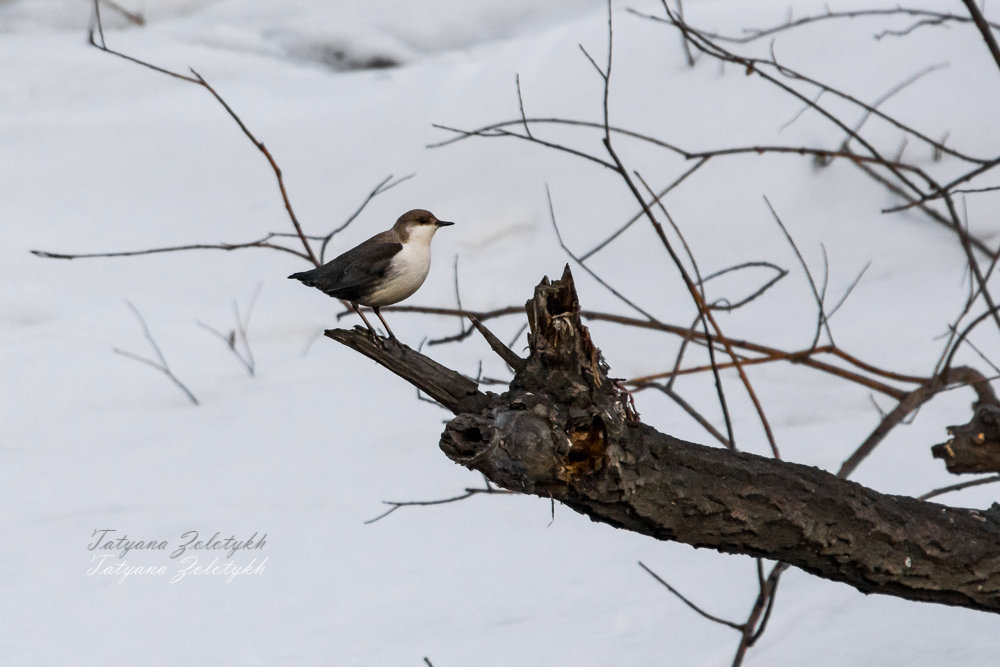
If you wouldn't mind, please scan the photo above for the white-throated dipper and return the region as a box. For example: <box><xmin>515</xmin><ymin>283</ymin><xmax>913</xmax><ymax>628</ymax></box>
<box><xmin>288</xmin><ymin>209</ymin><xmax>454</xmax><ymax>339</ymax></box>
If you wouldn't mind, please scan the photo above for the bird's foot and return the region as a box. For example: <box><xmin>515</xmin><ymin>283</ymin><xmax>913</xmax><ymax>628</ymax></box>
<box><xmin>365</xmin><ymin>327</ymin><xmax>390</xmax><ymax>350</ymax></box>
<box><xmin>350</xmin><ymin>324</ymin><xmax>385</xmax><ymax>348</ymax></box>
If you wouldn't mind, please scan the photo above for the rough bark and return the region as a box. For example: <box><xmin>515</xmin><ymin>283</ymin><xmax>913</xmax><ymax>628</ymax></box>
<box><xmin>327</xmin><ymin>328</ymin><xmax>490</xmax><ymax>415</ymax></box>
<box><xmin>326</xmin><ymin>266</ymin><xmax>1000</xmax><ymax>614</ymax></box>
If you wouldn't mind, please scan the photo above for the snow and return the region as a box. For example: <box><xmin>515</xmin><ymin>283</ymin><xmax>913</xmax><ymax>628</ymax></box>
<box><xmin>2</xmin><ymin>0</ymin><xmax>999</xmax><ymax>665</ymax></box>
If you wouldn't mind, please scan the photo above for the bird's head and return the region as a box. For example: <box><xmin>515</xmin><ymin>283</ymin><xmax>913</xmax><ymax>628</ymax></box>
<box><xmin>394</xmin><ymin>209</ymin><xmax>454</xmax><ymax>243</ymax></box>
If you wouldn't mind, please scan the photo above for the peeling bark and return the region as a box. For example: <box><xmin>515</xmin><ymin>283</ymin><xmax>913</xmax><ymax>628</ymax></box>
<box><xmin>327</xmin><ymin>266</ymin><xmax>1000</xmax><ymax>614</ymax></box>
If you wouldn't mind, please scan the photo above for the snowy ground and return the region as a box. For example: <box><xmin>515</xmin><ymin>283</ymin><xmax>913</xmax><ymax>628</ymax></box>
<box><xmin>2</xmin><ymin>0</ymin><xmax>999</xmax><ymax>665</ymax></box>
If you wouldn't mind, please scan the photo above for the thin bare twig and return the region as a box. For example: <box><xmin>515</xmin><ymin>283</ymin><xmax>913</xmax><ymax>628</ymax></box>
<box><xmin>97</xmin><ymin>0</ymin><xmax>145</xmax><ymax>26</ymax></box>
<box><xmin>580</xmin><ymin>158</ymin><xmax>709</xmax><ymax>261</ymax></box>
<box><xmin>960</xmin><ymin>0</ymin><xmax>1000</xmax><ymax>74</ymax></box>
<box><xmin>646</xmin><ymin>382</ymin><xmax>732</xmax><ymax>448</ymax></box>
<box><xmin>86</xmin><ymin>0</ymin><xmax>318</xmax><ymax>266</ymax></box>
<box><xmin>546</xmin><ymin>185</ymin><xmax>658</xmax><ymax>322</ymax></box>
<box><xmin>942</xmin><ymin>306</ymin><xmax>1000</xmax><ymax>379</ymax></box>
<box><xmin>764</xmin><ymin>197</ymin><xmax>834</xmax><ymax>347</ymax></box>
<box><xmin>451</xmin><ymin>256</ymin><xmax>468</xmax><ymax>340</ymax></box>
<box><xmin>364</xmin><ymin>487</ymin><xmax>512</xmax><ymax>524</ymax></box>
<box><xmin>732</xmin><ymin>562</ymin><xmax>788</xmax><ymax>666</ymax></box>
<box><xmin>196</xmin><ymin>286</ymin><xmax>261</xmax><ymax>376</ymax></box>
<box><xmin>592</xmin><ymin>4</ymin><xmax>778</xmax><ymax>456</ymax></box>
<box><xmin>318</xmin><ymin>173</ymin><xmax>415</xmax><ymax>263</ymax></box>
<box><xmin>638</xmin><ymin>561</ymin><xmax>743</xmax><ymax>630</ymax></box>
<box><xmin>635</xmin><ymin>4</ymin><xmax>991</xmax><ymax>167</ymax></box>
<box><xmin>633</xmin><ymin>171</ymin><xmax>736</xmax><ymax>447</ymax></box>
<box><xmin>699</xmin><ymin>262</ymin><xmax>789</xmax><ymax>311</ymax></box>
<box><xmin>430</xmin><ymin>120</ymin><xmax>618</xmax><ymax>171</ymax></box>
<box><xmin>31</xmin><ymin>236</ymin><xmax>313</xmax><ymax>262</ymax></box>
<box><xmin>674</xmin><ymin>0</ymin><xmax>696</xmax><ymax>66</ymax></box>
<box><xmin>699</xmin><ymin>8</ymin><xmax>1000</xmax><ymax>45</ymax></box>
<box><xmin>836</xmin><ymin>363</ymin><xmax>999</xmax><ymax>479</ymax></box>
<box><xmin>840</xmin><ymin>63</ymin><xmax>948</xmax><ymax>155</ymax></box>
<box><xmin>515</xmin><ymin>73</ymin><xmax>533</xmax><ymax>139</ymax></box>
<box><xmin>665</xmin><ymin>312</ymin><xmax>701</xmax><ymax>393</ymax></box>
<box><xmin>918</xmin><ymin>475</ymin><xmax>1000</xmax><ymax>501</ymax></box>
<box><xmin>826</xmin><ymin>261</ymin><xmax>871</xmax><ymax>322</ymax></box>
<box><xmin>115</xmin><ymin>301</ymin><xmax>199</xmax><ymax>405</ymax></box>
<box><xmin>390</xmin><ymin>303</ymin><xmax>928</xmax><ymax>399</ymax></box>
<box><xmin>882</xmin><ymin>157</ymin><xmax>1000</xmax><ymax>216</ymax></box>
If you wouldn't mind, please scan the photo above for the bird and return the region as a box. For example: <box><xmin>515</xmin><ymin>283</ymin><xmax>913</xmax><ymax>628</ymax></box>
<box><xmin>288</xmin><ymin>209</ymin><xmax>454</xmax><ymax>340</ymax></box>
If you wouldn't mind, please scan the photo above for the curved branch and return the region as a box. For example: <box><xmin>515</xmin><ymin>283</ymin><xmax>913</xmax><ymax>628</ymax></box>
<box><xmin>87</xmin><ymin>0</ymin><xmax>318</xmax><ymax>266</ymax></box>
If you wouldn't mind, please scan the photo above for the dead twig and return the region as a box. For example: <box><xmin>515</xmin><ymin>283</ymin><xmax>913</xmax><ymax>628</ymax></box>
<box><xmin>115</xmin><ymin>301</ymin><xmax>199</xmax><ymax>405</ymax></box>
<box><xmin>960</xmin><ymin>0</ymin><xmax>1000</xmax><ymax>75</ymax></box>
<box><xmin>638</xmin><ymin>558</ymin><xmax>789</xmax><ymax>667</ymax></box>
<box><xmin>196</xmin><ymin>286</ymin><xmax>261</xmax><ymax>376</ymax></box>
<box><xmin>318</xmin><ymin>173</ymin><xmax>414</xmax><ymax>263</ymax></box>
<box><xmin>96</xmin><ymin>0</ymin><xmax>144</xmax><ymax>26</ymax></box>
<box><xmin>698</xmin><ymin>8</ymin><xmax>1000</xmax><ymax>45</ymax></box>
<box><xmin>764</xmin><ymin>197</ymin><xmax>834</xmax><ymax>347</ymax></box>
<box><xmin>638</xmin><ymin>561</ymin><xmax>743</xmax><ymax>630</ymax></box>
<box><xmin>580</xmin><ymin>158</ymin><xmax>709</xmax><ymax>261</ymax></box>
<box><xmin>731</xmin><ymin>562</ymin><xmax>788</xmax><ymax>666</ymax></box>
<box><xmin>86</xmin><ymin>0</ymin><xmax>311</xmax><ymax>266</ymax></box>
<box><xmin>388</xmin><ymin>302</ymin><xmax>946</xmax><ymax>400</ymax></box>
<box><xmin>918</xmin><ymin>475</ymin><xmax>1000</xmax><ymax>501</ymax></box>
<box><xmin>588</xmin><ymin>4</ymin><xmax>778</xmax><ymax>457</ymax></box>
<box><xmin>364</xmin><ymin>486</ymin><xmax>512</xmax><ymax>524</ymax></box>
<box><xmin>31</xmin><ymin>236</ymin><xmax>313</xmax><ymax>262</ymax></box>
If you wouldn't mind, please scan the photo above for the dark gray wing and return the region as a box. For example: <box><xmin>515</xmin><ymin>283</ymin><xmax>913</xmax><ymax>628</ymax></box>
<box><xmin>288</xmin><ymin>241</ymin><xmax>402</xmax><ymax>301</ymax></box>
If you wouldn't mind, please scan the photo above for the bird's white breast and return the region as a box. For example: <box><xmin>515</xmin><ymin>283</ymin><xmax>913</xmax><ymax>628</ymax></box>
<box><xmin>364</xmin><ymin>238</ymin><xmax>432</xmax><ymax>306</ymax></box>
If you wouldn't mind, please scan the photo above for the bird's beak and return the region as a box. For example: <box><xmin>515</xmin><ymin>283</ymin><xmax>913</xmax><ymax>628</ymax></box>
<box><xmin>435</xmin><ymin>220</ymin><xmax>455</xmax><ymax>227</ymax></box>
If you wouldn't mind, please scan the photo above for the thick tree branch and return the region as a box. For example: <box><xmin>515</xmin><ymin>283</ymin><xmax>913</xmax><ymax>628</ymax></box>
<box><xmin>327</xmin><ymin>267</ymin><xmax>1000</xmax><ymax>614</ymax></box>
<box><xmin>325</xmin><ymin>327</ymin><xmax>490</xmax><ymax>415</ymax></box>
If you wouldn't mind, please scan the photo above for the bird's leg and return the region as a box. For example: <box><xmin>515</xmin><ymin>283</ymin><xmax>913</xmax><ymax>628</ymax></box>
<box><xmin>372</xmin><ymin>307</ymin><xmax>397</xmax><ymax>340</ymax></box>
<box><xmin>351</xmin><ymin>303</ymin><xmax>382</xmax><ymax>341</ymax></box>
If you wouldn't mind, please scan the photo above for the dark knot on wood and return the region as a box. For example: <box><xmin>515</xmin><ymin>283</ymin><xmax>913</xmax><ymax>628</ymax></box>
<box><xmin>933</xmin><ymin>404</ymin><xmax>1000</xmax><ymax>473</ymax></box>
